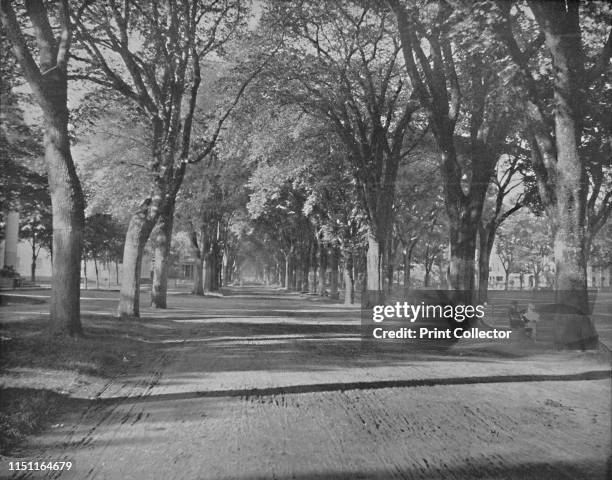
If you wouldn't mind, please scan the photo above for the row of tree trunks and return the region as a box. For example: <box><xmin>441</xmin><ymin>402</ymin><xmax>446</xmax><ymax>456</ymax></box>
<box><xmin>186</xmin><ymin>219</ymin><xmax>231</xmax><ymax>296</ymax></box>
<box><xmin>279</xmin><ymin>244</ymin><xmax>346</xmax><ymax>299</ymax></box>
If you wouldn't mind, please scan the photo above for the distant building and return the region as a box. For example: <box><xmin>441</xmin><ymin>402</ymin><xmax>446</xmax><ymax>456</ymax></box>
<box><xmin>1</xmin><ymin>211</ymin><xmax>151</xmax><ymax>287</ymax></box>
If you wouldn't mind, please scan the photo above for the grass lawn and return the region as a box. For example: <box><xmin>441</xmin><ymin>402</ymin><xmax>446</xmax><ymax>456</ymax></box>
<box><xmin>0</xmin><ymin>315</ymin><xmax>156</xmax><ymax>454</ymax></box>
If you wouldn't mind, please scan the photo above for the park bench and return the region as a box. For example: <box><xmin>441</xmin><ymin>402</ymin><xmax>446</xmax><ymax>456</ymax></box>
<box><xmin>0</xmin><ymin>271</ymin><xmax>22</xmax><ymax>289</ymax></box>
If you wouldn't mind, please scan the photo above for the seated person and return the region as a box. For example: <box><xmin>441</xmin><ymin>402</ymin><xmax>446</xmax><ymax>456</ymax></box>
<box><xmin>523</xmin><ymin>303</ymin><xmax>539</xmax><ymax>339</ymax></box>
<box><xmin>508</xmin><ymin>301</ymin><xmax>524</xmax><ymax>329</ymax></box>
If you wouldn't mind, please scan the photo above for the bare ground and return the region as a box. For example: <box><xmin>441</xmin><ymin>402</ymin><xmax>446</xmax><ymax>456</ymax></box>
<box><xmin>1</xmin><ymin>286</ymin><xmax>610</xmax><ymax>480</ymax></box>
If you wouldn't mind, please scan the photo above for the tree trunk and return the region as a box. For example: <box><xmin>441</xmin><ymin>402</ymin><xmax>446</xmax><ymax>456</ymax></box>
<box><xmin>552</xmin><ymin>203</ymin><xmax>588</xmax><ymax>310</ymax></box>
<box><xmin>310</xmin><ymin>241</ymin><xmax>318</xmax><ymax>294</ymax></box>
<box><xmin>118</xmin><ymin>209</ymin><xmax>156</xmax><ymax>318</ymax></box>
<box><xmin>292</xmin><ymin>264</ymin><xmax>299</xmax><ymax>291</ymax></box>
<box><xmin>529</xmin><ymin>0</ymin><xmax>588</xmax><ymax>311</ymax></box>
<box><xmin>0</xmin><ymin>4</ymin><xmax>85</xmax><ymax>336</ymax></box>
<box><xmin>94</xmin><ymin>256</ymin><xmax>99</xmax><ymax>289</ymax></box>
<box><xmin>301</xmin><ymin>246</ymin><xmax>310</xmax><ymax>293</ymax></box>
<box><xmin>151</xmin><ymin>200</ymin><xmax>175</xmax><ymax>308</ymax></box>
<box><xmin>477</xmin><ymin>226</ymin><xmax>495</xmax><ymax>303</ymax></box>
<box><xmin>189</xmin><ymin>227</ymin><xmax>204</xmax><ymax>295</ymax></box>
<box><xmin>193</xmin><ymin>258</ymin><xmax>204</xmax><ymax>295</ymax></box>
<box><xmin>387</xmin><ymin>262</ymin><xmax>394</xmax><ymax>294</ymax></box>
<box><xmin>366</xmin><ymin>233</ymin><xmax>384</xmax><ymax>299</ymax></box>
<box><xmin>343</xmin><ymin>249</ymin><xmax>354</xmax><ymax>305</ymax></box>
<box><xmin>115</xmin><ymin>261</ymin><xmax>119</xmax><ymax>285</ymax></box>
<box><xmin>448</xmin><ymin>222</ymin><xmax>477</xmax><ymax>292</ymax></box>
<box><xmin>504</xmin><ymin>271</ymin><xmax>510</xmax><ymax>291</ymax></box>
<box><xmin>478</xmin><ymin>258</ymin><xmax>488</xmax><ymax>295</ymax></box>
<box><xmin>210</xmin><ymin>239</ymin><xmax>220</xmax><ymax>291</ymax></box>
<box><xmin>438</xmin><ymin>256</ymin><xmax>448</xmax><ymax>289</ymax></box>
<box><xmin>83</xmin><ymin>259</ymin><xmax>88</xmax><ymax>291</ymax></box>
<box><xmin>403</xmin><ymin>250</ymin><xmax>409</xmax><ymax>290</ymax></box>
<box><xmin>203</xmin><ymin>250</ymin><xmax>213</xmax><ymax>292</ymax></box>
<box><xmin>46</xmin><ymin>112</ymin><xmax>85</xmax><ymax>335</ymax></box>
<box><xmin>223</xmin><ymin>252</ymin><xmax>231</xmax><ymax>286</ymax></box>
<box><xmin>329</xmin><ymin>246</ymin><xmax>339</xmax><ymax>299</ymax></box>
<box><xmin>318</xmin><ymin>243</ymin><xmax>327</xmax><ymax>295</ymax></box>
<box><xmin>295</xmin><ymin>265</ymin><xmax>303</xmax><ymax>292</ymax></box>
<box><xmin>284</xmin><ymin>254</ymin><xmax>293</xmax><ymax>291</ymax></box>
<box><xmin>280</xmin><ymin>259</ymin><xmax>286</xmax><ymax>287</ymax></box>
<box><xmin>30</xmin><ymin>243</ymin><xmax>36</xmax><ymax>283</ymax></box>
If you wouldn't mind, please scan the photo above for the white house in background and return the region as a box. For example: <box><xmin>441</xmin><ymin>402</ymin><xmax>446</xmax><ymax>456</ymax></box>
<box><xmin>1</xmin><ymin>210</ymin><xmax>152</xmax><ymax>286</ymax></box>
<box><xmin>405</xmin><ymin>239</ymin><xmax>609</xmax><ymax>291</ymax></box>
<box><xmin>587</xmin><ymin>264</ymin><xmax>611</xmax><ymax>289</ymax></box>
<box><xmin>486</xmin><ymin>245</ymin><xmax>611</xmax><ymax>291</ymax></box>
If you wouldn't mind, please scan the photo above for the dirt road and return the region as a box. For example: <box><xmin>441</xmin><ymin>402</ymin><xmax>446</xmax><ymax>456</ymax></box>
<box><xmin>1</xmin><ymin>287</ymin><xmax>610</xmax><ymax>479</ymax></box>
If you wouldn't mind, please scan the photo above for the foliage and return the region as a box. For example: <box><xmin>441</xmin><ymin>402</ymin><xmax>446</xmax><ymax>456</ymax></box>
<box><xmin>259</xmin><ymin>0</ymin><xmax>426</xmax><ymax>246</ymax></box>
<box><xmin>0</xmin><ymin>77</ymin><xmax>44</xmax><ymax>239</ymax></box>
<box><xmin>83</xmin><ymin>214</ymin><xmax>127</xmax><ymax>264</ymax></box>
<box><xmin>589</xmin><ymin>222</ymin><xmax>612</xmax><ymax>268</ymax></box>
<box><xmin>496</xmin><ymin>211</ymin><xmax>553</xmax><ymax>281</ymax></box>
<box><xmin>18</xmin><ymin>174</ymin><xmax>53</xmax><ymax>272</ymax></box>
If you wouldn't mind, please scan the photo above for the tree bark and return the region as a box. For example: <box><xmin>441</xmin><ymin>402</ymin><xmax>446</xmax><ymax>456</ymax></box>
<box><xmin>366</xmin><ymin>233</ymin><xmax>384</xmax><ymax>299</ymax></box>
<box><xmin>424</xmin><ymin>252</ymin><xmax>432</xmax><ymax>287</ymax></box>
<box><xmin>223</xmin><ymin>252</ymin><xmax>231</xmax><ymax>286</ymax></box>
<box><xmin>279</xmin><ymin>259</ymin><xmax>286</xmax><ymax>287</ymax></box>
<box><xmin>118</xmin><ymin>208</ymin><xmax>156</xmax><ymax>318</ymax></box>
<box><xmin>94</xmin><ymin>256</ymin><xmax>99</xmax><ymax>289</ymax></box>
<box><xmin>151</xmin><ymin>200</ymin><xmax>175</xmax><ymax>308</ymax></box>
<box><xmin>203</xmin><ymin>249</ymin><xmax>213</xmax><ymax>292</ymax></box>
<box><xmin>193</xmin><ymin>258</ymin><xmax>203</xmax><ymax>294</ymax></box>
<box><xmin>1</xmin><ymin>0</ymin><xmax>85</xmax><ymax>336</ymax></box>
<box><xmin>46</xmin><ymin>108</ymin><xmax>85</xmax><ymax>335</ymax></box>
<box><xmin>343</xmin><ymin>249</ymin><xmax>354</xmax><ymax>305</ymax></box>
<box><xmin>403</xmin><ymin>250</ymin><xmax>409</xmax><ymax>290</ymax></box>
<box><xmin>83</xmin><ymin>259</ymin><xmax>87</xmax><ymax>291</ymax></box>
<box><xmin>318</xmin><ymin>243</ymin><xmax>327</xmax><ymax>295</ymax></box>
<box><xmin>329</xmin><ymin>246</ymin><xmax>339</xmax><ymax>299</ymax></box>
<box><xmin>386</xmin><ymin>262</ymin><xmax>394</xmax><ymax>294</ymax></box>
<box><xmin>477</xmin><ymin>226</ymin><xmax>496</xmax><ymax>303</ymax></box>
<box><xmin>284</xmin><ymin>254</ymin><xmax>293</xmax><ymax>291</ymax></box>
<box><xmin>528</xmin><ymin>0</ymin><xmax>589</xmax><ymax>313</ymax></box>
<box><xmin>301</xmin><ymin>245</ymin><xmax>310</xmax><ymax>293</ymax></box>
<box><xmin>209</xmin><ymin>237</ymin><xmax>220</xmax><ymax>291</ymax></box>
<box><xmin>30</xmin><ymin>243</ymin><xmax>37</xmax><ymax>283</ymax></box>
<box><xmin>189</xmin><ymin>226</ymin><xmax>204</xmax><ymax>295</ymax></box>
<box><xmin>448</xmin><ymin>221</ymin><xmax>478</xmax><ymax>292</ymax></box>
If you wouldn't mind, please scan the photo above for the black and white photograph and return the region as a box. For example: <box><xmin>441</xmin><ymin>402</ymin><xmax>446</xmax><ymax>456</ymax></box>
<box><xmin>1</xmin><ymin>0</ymin><xmax>611</xmax><ymax>478</ymax></box>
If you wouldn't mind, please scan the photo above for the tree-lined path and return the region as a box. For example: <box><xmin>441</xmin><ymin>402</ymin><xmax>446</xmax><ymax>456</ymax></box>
<box><xmin>1</xmin><ymin>287</ymin><xmax>610</xmax><ymax>480</ymax></box>
<box><xmin>2</xmin><ymin>1</ymin><xmax>611</xmax><ymax>478</ymax></box>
